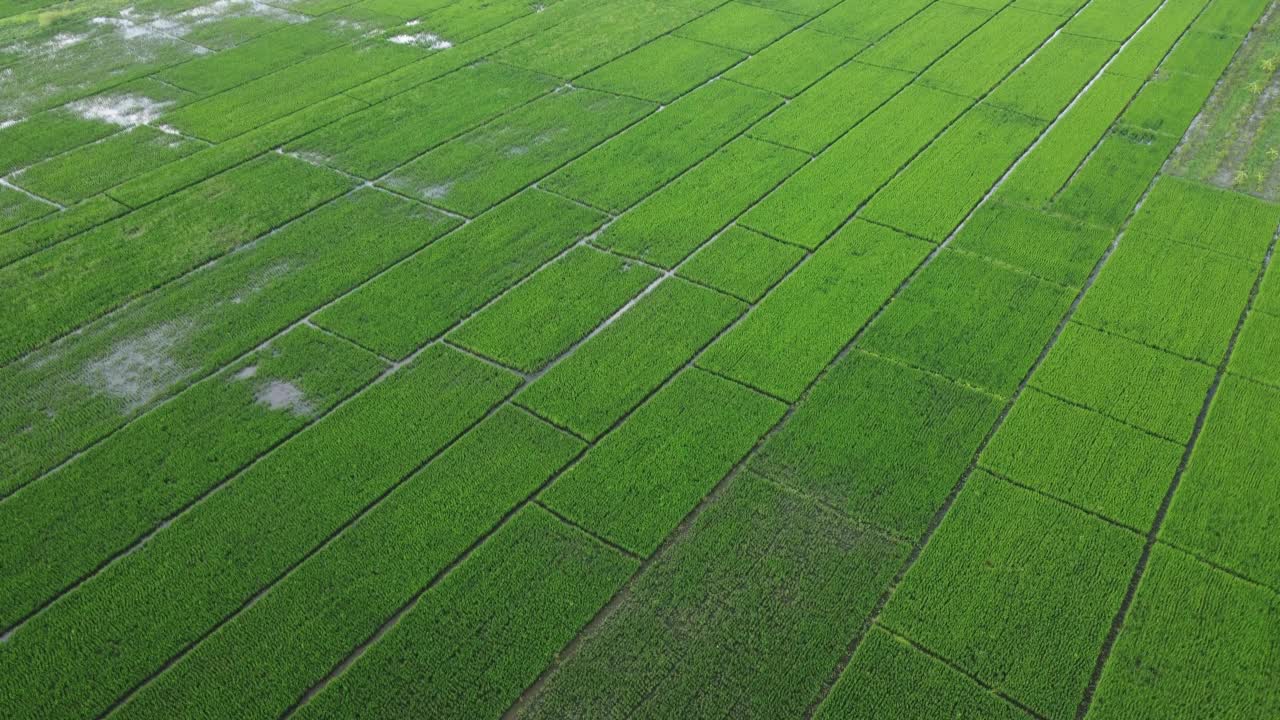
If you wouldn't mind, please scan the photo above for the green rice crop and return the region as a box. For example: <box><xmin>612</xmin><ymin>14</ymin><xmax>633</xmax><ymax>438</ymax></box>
<box><xmin>542</xmin><ymin>368</ymin><xmax>785</xmax><ymax>555</ymax></box>
<box><xmin>700</xmin><ymin>220</ymin><xmax>931</xmax><ymax>400</ymax></box>
<box><xmin>1123</xmin><ymin>176</ymin><xmax>1280</xmax><ymax>262</ymax></box>
<box><xmin>987</xmin><ymin>33</ymin><xmax>1119</xmax><ymax>121</ymax></box>
<box><xmin>286</xmin><ymin>61</ymin><xmax>557</xmax><ymax>178</ymax></box>
<box><xmin>0</xmin><ymin>109</ymin><xmax>116</xmax><ymax>174</ymax></box>
<box><xmin>1052</xmin><ymin>126</ymin><xmax>1179</xmax><ymax>227</ymax></box>
<box><xmin>724</xmin><ymin>28</ymin><xmax>866</xmax><ymax>98</ymax></box>
<box><xmin>1087</xmin><ymin>545</ymin><xmax>1280</xmax><ymax>719</ymax></box>
<box><xmin>0</xmin><ymin>194</ymin><xmax>127</xmax><ymax>267</ymax></box>
<box><xmin>861</xmin><ymin>250</ymin><xmax>1074</xmax><ymax>396</ymax></box>
<box><xmin>1231</xmin><ymin>310</ymin><xmax>1280</xmax><ymax>388</ymax></box>
<box><xmin>1107</xmin><ymin>0</ymin><xmax>1209</xmax><ymax>79</ymax></box>
<box><xmin>949</xmin><ymin>202</ymin><xmax>1114</xmax><ymax>288</ymax></box>
<box><xmin>12</xmin><ymin>126</ymin><xmax>205</xmax><ymax>205</ymax></box>
<box><xmin>380</xmin><ymin>87</ymin><xmax>653</xmax><ymax>216</ymax></box>
<box><xmin>1065</xmin><ymin>0</ymin><xmax>1163</xmax><ymax>41</ymax></box>
<box><xmin>1195</xmin><ymin>0</ymin><xmax>1271</xmax><ymax>37</ymax></box>
<box><xmin>541</xmin><ymin>79</ymin><xmax>781</xmax><ymax>214</ymax></box>
<box><xmin>594</xmin><ymin>136</ymin><xmax>807</xmax><ymax>267</ymax></box>
<box><xmin>857</xmin><ymin>2</ymin><xmax>992</xmax><ymax>73</ymax></box>
<box><xmin>674</xmin><ymin>2</ymin><xmax>806</xmax><ymax>52</ymax></box>
<box><xmin>1121</xmin><ymin>70</ymin><xmax>1220</xmax><ymax>137</ymax></box>
<box><xmin>809</xmin><ymin>0</ymin><xmax>931</xmax><ymax>41</ymax></box>
<box><xmin>296</xmin><ymin>506</ymin><xmax>636</xmax><ymax>720</ymax></box>
<box><xmin>116</xmin><ymin>406</ymin><xmax>584</xmax><ymax>720</ymax></box>
<box><xmin>862</xmin><ymin>103</ymin><xmax>1045</xmax><ymax>241</ymax></box>
<box><xmin>751</xmin><ymin>349</ymin><xmax>1001</xmax><ymax>536</ymax></box>
<box><xmin>677</xmin><ymin>225</ymin><xmax>805</xmax><ymax>301</ymax></box>
<box><xmin>524</xmin><ymin>472</ymin><xmax>907</xmax><ymax>718</ymax></box>
<box><xmin>816</xmin><ymin>627</ymin><xmax>1032</xmax><ymax>720</ymax></box>
<box><xmin>518</xmin><ymin>278</ymin><xmax>745</xmax><ymax>439</ymax></box>
<box><xmin>1162</xmin><ymin>375</ymin><xmax>1280</xmax><ymax>588</ymax></box>
<box><xmin>0</xmin><ymin>345</ymin><xmax>518</xmax><ymax>720</ymax></box>
<box><xmin>1034</xmin><ymin>322</ymin><xmax>1216</xmax><ymax>442</ymax></box>
<box><xmin>448</xmin><ymin>246</ymin><xmax>659</xmax><ymax>373</ymax></box>
<box><xmin>0</xmin><ymin>326</ymin><xmax>384</xmax><ymax>631</ymax></box>
<box><xmin>156</xmin><ymin>22</ymin><xmax>349</xmax><ymax>96</ymax></box>
<box><xmin>1015</xmin><ymin>0</ymin><xmax>1088</xmax><ymax>15</ymax></box>
<box><xmin>982</xmin><ymin>388</ymin><xmax>1183</xmax><ymax>529</ymax></box>
<box><xmin>741</xmin><ymin>85</ymin><xmax>972</xmax><ymax>247</ymax></box>
<box><xmin>0</xmin><ymin>154</ymin><xmax>356</xmax><ymax>365</ymax></box>
<box><xmin>738</xmin><ymin>0</ymin><xmax>843</xmax><ymax>15</ymax></box>
<box><xmin>314</xmin><ymin>190</ymin><xmax>605</xmax><ymax>359</ymax></box>
<box><xmin>882</xmin><ymin>472</ymin><xmax>1143</xmax><ymax>720</ymax></box>
<box><xmin>576</xmin><ymin>35</ymin><xmax>745</xmax><ymax>103</ymax></box>
<box><xmin>919</xmin><ymin>7</ymin><xmax>1064</xmax><ymax>99</ymax></box>
<box><xmin>0</xmin><ymin>184</ymin><xmax>52</xmax><ymax>233</ymax></box>
<box><xmin>0</xmin><ymin>188</ymin><xmax>459</xmax><ymax>494</ymax></box>
<box><xmin>749</xmin><ymin>60</ymin><xmax>913</xmax><ymax>153</ymax></box>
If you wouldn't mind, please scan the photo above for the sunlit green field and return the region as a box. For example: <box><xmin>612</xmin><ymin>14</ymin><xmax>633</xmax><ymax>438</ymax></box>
<box><xmin>1</xmin><ymin>0</ymin><xmax>1278</xmax><ymax>717</ymax></box>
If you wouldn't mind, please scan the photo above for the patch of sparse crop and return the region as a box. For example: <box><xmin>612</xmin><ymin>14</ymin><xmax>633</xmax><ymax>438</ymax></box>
<box><xmin>594</xmin><ymin>136</ymin><xmax>806</xmax><ymax>267</ymax></box>
<box><xmin>165</xmin><ymin>41</ymin><xmax>422</xmax><ymax>142</ymax></box>
<box><xmin>1162</xmin><ymin>376</ymin><xmax>1280</xmax><ymax>588</ymax></box>
<box><xmin>1034</xmin><ymin>322</ymin><xmax>1216</xmax><ymax>442</ymax></box>
<box><xmin>314</xmin><ymin>190</ymin><xmax>604</xmax><ymax>359</ymax></box>
<box><xmin>519</xmin><ymin>278</ymin><xmax>745</xmax><ymax>439</ymax></box>
<box><xmin>542</xmin><ymin>368</ymin><xmax>784</xmax><ymax>555</ymax></box>
<box><xmin>863</xmin><ymin>104</ymin><xmax>1045</xmax><ymax>241</ymax></box>
<box><xmin>541</xmin><ymin>80</ymin><xmax>781</xmax><ymax>213</ymax></box>
<box><xmin>496</xmin><ymin>0</ymin><xmax>697</xmax><ymax>79</ymax></box>
<box><xmin>724</xmin><ymin>28</ymin><xmax>866</xmax><ymax>98</ymax></box>
<box><xmin>0</xmin><ymin>154</ymin><xmax>356</xmax><ymax>365</ymax></box>
<box><xmin>809</xmin><ymin>0</ymin><xmax>930</xmax><ymax>40</ymax></box>
<box><xmin>987</xmin><ymin>33</ymin><xmax>1119</xmax><ymax>121</ymax></box>
<box><xmin>525</xmin><ymin>472</ymin><xmax>907</xmax><ymax>718</ymax></box>
<box><xmin>0</xmin><ymin>325</ymin><xmax>384</xmax><ymax>631</ymax></box>
<box><xmin>996</xmin><ymin>72</ymin><xmax>1146</xmax><ymax>210</ymax></box>
<box><xmin>1074</xmin><ymin>233</ymin><xmax>1256</xmax><ymax>364</ymax></box>
<box><xmin>858</xmin><ymin>2</ymin><xmax>992</xmax><ymax>73</ymax></box>
<box><xmin>700</xmin><ymin>220</ymin><xmax>931</xmax><ymax>400</ymax></box>
<box><xmin>951</xmin><ymin>202</ymin><xmax>1113</xmax><ymax>288</ymax></box>
<box><xmin>1107</xmin><ymin>0</ymin><xmax>1209</xmax><ymax>79</ymax></box>
<box><xmin>116</xmin><ymin>406</ymin><xmax>583</xmax><ymax>720</ymax></box>
<box><xmin>109</xmin><ymin>95</ymin><xmax>366</xmax><ymax>208</ymax></box>
<box><xmin>983</xmin><ymin>388</ymin><xmax>1183</xmax><ymax>529</ymax></box>
<box><xmin>0</xmin><ymin>109</ymin><xmax>117</xmax><ymax>174</ymax></box>
<box><xmin>13</xmin><ymin>126</ymin><xmax>204</xmax><ymax>204</ymax></box>
<box><xmin>749</xmin><ymin>60</ymin><xmax>912</xmax><ymax>153</ymax></box>
<box><xmin>1053</xmin><ymin>125</ymin><xmax>1180</xmax><ymax>227</ymax></box>
<box><xmin>156</xmin><ymin>22</ymin><xmax>347</xmax><ymax>96</ymax></box>
<box><xmin>881</xmin><ymin>472</ymin><xmax>1143</xmax><ymax>720</ymax></box>
<box><xmin>0</xmin><ymin>194</ymin><xmax>127</xmax><ymax>267</ymax></box>
<box><xmin>0</xmin><ymin>188</ymin><xmax>458</xmax><ymax>493</ymax></box>
<box><xmin>1088</xmin><ymin>545</ymin><xmax>1280</xmax><ymax>719</ymax></box>
<box><xmin>1065</xmin><ymin>0</ymin><xmax>1163</xmax><ymax>42</ymax></box>
<box><xmin>1231</xmin><ymin>310</ymin><xmax>1280</xmax><ymax>387</ymax></box>
<box><xmin>380</xmin><ymin>87</ymin><xmax>652</xmax><ymax>216</ymax></box>
<box><xmin>0</xmin><ymin>345</ymin><xmax>518</xmax><ymax>720</ymax></box>
<box><xmin>677</xmin><ymin>225</ymin><xmax>805</xmax><ymax>301</ymax></box>
<box><xmin>577</xmin><ymin>35</ymin><xmax>745</xmax><ymax>103</ymax></box>
<box><xmin>816</xmin><ymin>627</ymin><xmax>1033</xmax><ymax>720</ymax></box>
<box><xmin>741</xmin><ymin>85</ymin><xmax>972</xmax><ymax>247</ymax></box>
<box><xmin>1123</xmin><ymin>176</ymin><xmax>1280</xmax><ymax>262</ymax></box>
<box><xmin>0</xmin><ymin>183</ymin><xmax>52</xmax><ymax>232</ymax></box>
<box><xmin>297</xmin><ymin>506</ymin><xmax>636</xmax><ymax>720</ymax></box>
<box><xmin>919</xmin><ymin>7</ymin><xmax>1064</xmax><ymax>99</ymax></box>
<box><xmin>674</xmin><ymin>2</ymin><xmax>806</xmax><ymax>53</ymax></box>
<box><xmin>287</xmin><ymin>61</ymin><xmax>558</xmax><ymax>178</ymax></box>
<box><xmin>181</xmin><ymin>12</ymin><xmax>296</xmax><ymax>52</ymax></box>
<box><xmin>449</xmin><ymin>246</ymin><xmax>659</xmax><ymax>372</ymax></box>
<box><xmin>862</xmin><ymin>250</ymin><xmax>1074</xmax><ymax>396</ymax></box>
<box><xmin>752</xmin><ymin>349</ymin><xmax>1001</xmax><ymax>536</ymax></box>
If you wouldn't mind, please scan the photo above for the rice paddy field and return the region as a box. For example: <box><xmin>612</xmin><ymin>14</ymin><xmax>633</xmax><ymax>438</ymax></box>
<box><xmin>1</xmin><ymin>0</ymin><xmax>1279</xmax><ymax>717</ymax></box>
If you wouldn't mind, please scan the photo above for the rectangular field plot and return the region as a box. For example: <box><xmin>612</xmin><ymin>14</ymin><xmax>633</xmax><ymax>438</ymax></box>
<box><xmin>0</xmin><ymin>109</ymin><xmax>118</xmax><ymax>174</ymax></box>
<box><xmin>861</xmin><ymin>250</ymin><xmax>1074</xmax><ymax>397</ymax></box>
<box><xmin>524</xmin><ymin>473</ymin><xmax>907</xmax><ymax>719</ymax></box>
<box><xmin>982</xmin><ymin>388</ymin><xmax>1183</xmax><ymax>529</ymax></box>
<box><xmin>541</xmin><ymin>368</ymin><xmax>785</xmax><ymax>555</ymax></box>
<box><xmin>116</xmin><ymin>407</ymin><xmax>584</xmax><ymax>720</ymax></box>
<box><xmin>1231</xmin><ymin>310</ymin><xmax>1280</xmax><ymax>388</ymax></box>
<box><xmin>677</xmin><ymin>225</ymin><xmax>805</xmax><ymax>302</ymax></box>
<box><xmin>856</xmin><ymin>2</ymin><xmax>992</xmax><ymax>73</ymax></box>
<box><xmin>1107</xmin><ymin>0</ymin><xmax>1210</xmax><ymax>79</ymax></box>
<box><xmin>1087</xmin><ymin>545</ymin><xmax>1280</xmax><ymax>720</ymax></box>
<box><xmin>674</xmin><ymin>2</ymin><xmax>806</xmax><ymax>53</ymax></box>
<box><xmin>576</xmin><ymin>35</ymin><xmax>745</xmax><ymax>103</ymax></box>
<box><xmin>1064</xmin><ymin>0</ymin><xmax>1163</xmax><ymax>41</ymax></box>
<box><xmin>0</xmin><ymin>183</ymin><xmax>53</xmax><ymax>233</ymax></box>
<box><xmin>1034</xmin><ymin>322</ymin><xmax>1215</xmax><ymax>442</ymax></box>
<box><xmin>1052</xmin><ymin>125</ymin><xmax>1180</xmax><ymax>228</ymax></box>
<box><xmin>1161</xmin><ymin>376</ymin><xmax>1280</xmax><ymax>588</ymax></box>
<box><xmin>294</xmin><ymin>506</ymin><xmax>636</xmax><ymax>720</ymax></box>
<box><xmin>918</xmin><ymin>7</ymin><xmax>1063</xmax><ymax>99</ymax></box>
<box><xmin>518</xmin><ymin>278</ymin><xmax>745</xmax><ymax>440</ymax></box>
<box><xmin>809</xmin><ymin>0</ymin><xmax>931</xmax><ymax>41</ymax></box>
<box><xmin>881</xmin><ymin>472</ymin><xmax>1143</xmax><ymax>720</ymax></box>
<box><xmin>724</xmin><ymin>28</ymin><xmax>867</xmax><ymax>98</ymax></box>
<box><xmin>314</xmin><ymin>190</ymin><xmax>605</xmax><ymax>359</ymax></box>
<box><xmin>986</xmin><ymin>33</ymin><xmax>1119</xmax><ymax>121</ymax></box>
<box><xmin>815</xmin><ymin>628</ymin><xmax>1033</xmax><ymax>720</ymax></box>
<box><xmin>1124</xmin><ymin>176</ymin><xmax>1280</xmax><ymax>262</ymax></box>
<box><xmin>594</xmin><ymin>136</ymin><xmax>806</xmax><ymax>267</ymax></box>
<box><xmin>0</xmin><ymin>195</ymin><xmax>127</xmax><ymax>267</ymax></box>
<box><xmin>750</xmin><ymin>350</ymin><xmax>1001</xmax><ymax>537</ymax></box>
<box><xmin>700</xmin><ymin>220</ymin><xmax>931</xmax><ymax>400</ymax></box>
<box><xmin>950</xmin><ymin>202</ymin><xmax>1114</xmax><ymax>288</ymax></box>
<box><xmin>380</xmin><ymin>87</ymin><xmax>653</xmax><ymax>216</ymax></box>
<box><xmin>448</xmin><ymin>246</ymin><xmax>659</xmax><ymax>373</ymax></box>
